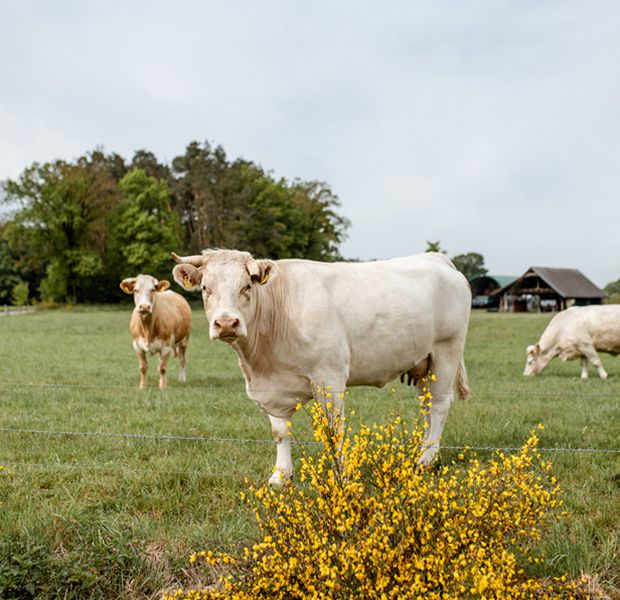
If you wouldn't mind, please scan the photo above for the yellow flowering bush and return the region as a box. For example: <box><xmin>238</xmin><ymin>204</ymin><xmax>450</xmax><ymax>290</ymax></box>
<box><xmin>168</xmin><ymin>386</ymin><xmax>580</xmax><ymax>599</ymax></box>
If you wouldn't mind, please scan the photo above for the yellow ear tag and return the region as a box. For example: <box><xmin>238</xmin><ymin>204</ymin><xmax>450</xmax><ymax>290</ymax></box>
<box><xmin>183</xmin><ymin>275</ymin><xmax>192</xmax><ymax>289</ymax></box>
<box><xmin>259</xmin><ymin>271</ymin><xmax>270</xmax><ymax>285</ymax></box>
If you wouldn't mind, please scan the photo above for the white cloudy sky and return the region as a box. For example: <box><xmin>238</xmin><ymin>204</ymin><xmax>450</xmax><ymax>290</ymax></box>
<box><xmin>1</xmin><ymin>1</ymin><xmax>619</xmax><ymax>286</ymax></box>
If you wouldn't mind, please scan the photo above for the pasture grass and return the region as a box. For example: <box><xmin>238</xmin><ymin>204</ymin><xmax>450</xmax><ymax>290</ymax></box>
<box><xmin>0</xmin><ymin>308</ymin><xmax>619</xmax><ymax>598</ymax></box>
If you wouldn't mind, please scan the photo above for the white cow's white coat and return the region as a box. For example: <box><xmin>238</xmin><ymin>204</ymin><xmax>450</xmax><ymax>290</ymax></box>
<box><xmin>524</xmin><ymin>304</ymin><xmax>620</xmax><ymax>379</ymax></box>
<box><xmin>172</xmin><ymin>249</ymin><xmax>471</xmax><ymax>483</ymax></box>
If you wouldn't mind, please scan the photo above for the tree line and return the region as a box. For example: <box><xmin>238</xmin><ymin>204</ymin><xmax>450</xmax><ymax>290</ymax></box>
<box><xmin>7</xmin><ymin>142</ymin><xmax>612</xmax><ymax>307</ymax></box>
<box><xmin>0</xmin><ymin>142</ymin><xmax>350</xmax><ymax>304</ymax></box>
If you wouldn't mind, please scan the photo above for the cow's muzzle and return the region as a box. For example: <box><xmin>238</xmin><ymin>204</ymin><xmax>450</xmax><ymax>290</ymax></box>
<box><xmin>212</xmin><ymin>316</ymin><xmax>242</xmax><ymax>340</ymax></box>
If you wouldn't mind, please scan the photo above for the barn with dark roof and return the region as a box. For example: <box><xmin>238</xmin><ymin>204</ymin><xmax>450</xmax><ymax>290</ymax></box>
<box><xmin>492</xmin><ymin>266</ymin><xmax>605</xmax><ymax>312</ymax></box>
<box><xmin>470</xmin><ymin>275</ymin><xmax>517</xmax><ymax>309</ymax></box>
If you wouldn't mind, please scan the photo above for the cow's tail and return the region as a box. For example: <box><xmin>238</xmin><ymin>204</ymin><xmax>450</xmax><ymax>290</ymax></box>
<box><xmin>455</xmin><ymin>357</ymin><xmax>469</xmax><ymax>400</ymax></box>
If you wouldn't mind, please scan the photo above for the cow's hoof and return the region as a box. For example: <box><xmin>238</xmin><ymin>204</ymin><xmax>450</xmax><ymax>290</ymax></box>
<box><xmin>420</xmin><ymin>450</ymin><xmax>439</xmax><ymax>467</ymax></box>
<box><xmin>268</xmin><ymin>470</ymin><xmax>291</xmax><ymax>486</ymax></box>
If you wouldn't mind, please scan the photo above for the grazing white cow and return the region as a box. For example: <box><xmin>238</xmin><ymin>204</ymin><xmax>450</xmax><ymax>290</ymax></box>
<box><xmin>171</xmin><ymin>249</ymin><xmax>471</xmax><ymax>483</ymax></box>
<box><xmin>120</xmin><ymin>274</ymin><xmax>192</xmax><ymax>389</ymax></box>
<box><xmin>524</xmin><ymin>305</ymin><xmax>620</xmax><ymax>380</ymax></box>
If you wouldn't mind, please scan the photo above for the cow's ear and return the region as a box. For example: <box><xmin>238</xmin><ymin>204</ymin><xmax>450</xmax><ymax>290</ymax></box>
<box><xmin>172</xmin><ymin>264</ymin><xmax>202</xmax><ymax>291</ymax></box>
<box><xmin>156</xmin><ymin>280</ymin><xmax>170</xmax><ymax>292</ymax></box>
<box><xmin>527</xmin><ymin>344</ymin><xmax>540</xmax><ymax>356</ymax></box>
<box><xmin>249</xmin><ymin>260</ymin><xmax>275</xmax><ymax>286</ymax></box>
<box><xmin>120</xmin><ymin>278</ymin><xmax>136</xmax><ymax>294</ymax></box>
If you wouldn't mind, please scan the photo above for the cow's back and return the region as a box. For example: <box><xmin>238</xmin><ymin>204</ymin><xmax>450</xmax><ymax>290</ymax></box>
<box><xmin>269</xmin><ymin>254</ymin><xmax>470</xmax><ymax>386</ymax></box>
<box><xmin>576</xmin><ymin>305</ymin><xmax>620</xmax><ymax>352</ymax></box>
<box><xmin>281</xmin><ymin>253</ymin><xmax>469</xmax><ymax>335</ymax></box>
<box><xmin>541</xmin><ymin>305</ymin><xmax>620</xmax><ymax>349</ymax></box>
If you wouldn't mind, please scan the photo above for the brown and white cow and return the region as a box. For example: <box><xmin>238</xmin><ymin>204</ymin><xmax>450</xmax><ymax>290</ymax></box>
<box><xmin>120</xmin><ymin>274</ymin><xmax>192</xmax><ymax>389</ymax></box>
<box><xmin>171</xmin><ymin>249</ymin><xmax>471</xmax><ymax>483</ymax></box>
<box><xmin>524</xmin><ymin>304</ymin><xmax>620</xmax><ymax>379</ymax></box>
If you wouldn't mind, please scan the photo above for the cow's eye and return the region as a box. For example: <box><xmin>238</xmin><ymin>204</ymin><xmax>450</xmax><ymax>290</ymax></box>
<box><xmin>241</xmin><ymin>284</ymin><xmax>251</xmax><ymax>294</ymax></box>
<box><xmin>202</xmin><ymin>286</ymin><xmax>211</xmax><ymax>295</ymax></box>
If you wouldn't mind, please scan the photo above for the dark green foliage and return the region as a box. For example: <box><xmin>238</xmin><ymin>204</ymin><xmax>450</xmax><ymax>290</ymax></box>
<box><xmin>424</xmin><ymin>240</ymin><xmax>445</xmax><ymax>253</ymax></box>
<box><xmin>108</xmin><ymin>168</ymin><xmax>182</xmax><ymax>280</ymax></box>
<box><xmin>235</xmin><ymin>164</ymin><xmax>349</xmax><ymax>260</ymax></box>
<box><xmin>3</xmin><ymin>151</ymin><xmax>122</xmax><ymax>303</ymax></box>
<box><xmin>604</xmin><ymin>279</ymin><xmax>620</xmax><ymax>304</ymax></box>
<box><xmin>0</xmin><ymin>237</ymin><xmax>22</xmax><ymax>304</ymax></box>
<box><xmin>0</xmin><ymin>524</ymin><xmax>162</xmax><ymax>599</ymax></box>
<box><xmin>1</xmin><ymin>141</ymin><xmax>350</xmax><ymax>303</ymax></box>
<box><xmin>451</xmin><ymin>252</ymin><xmax>488</xmax><ymax>281</ymax></box>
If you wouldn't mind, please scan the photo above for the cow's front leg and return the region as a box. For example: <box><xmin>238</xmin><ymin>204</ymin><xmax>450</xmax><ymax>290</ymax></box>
<box><xmin>317</xmin><ymin>385</ymin><xmax>346</xmax><ymax>445</ymax></box>
<box><xmin>268</xmin><ymin>415</ymin><xmax>293</xmax><ymax>485</ymax></box>
<box><xmin>136</xmin><ymin>349</ymin><xmax>148</xmax><ymax>389</ymax></box>
<box><xmin>580</xmin><ymin>357</ymin><xmax>589</xmax><ymax>379</ymax></box>
<box><xmin>157</xmin><ymin>348</ymin><xmax>172</xmax><ymax>389</ymax></box>
<box><xmin>177</xmin><ymin>340</ymin><xmax>188</xmax><ymax>383</ymax></box>
<box><xmin>581</xmin><ymin>345</ymin><xmax>608</xmax><ymax>380</ymax></box>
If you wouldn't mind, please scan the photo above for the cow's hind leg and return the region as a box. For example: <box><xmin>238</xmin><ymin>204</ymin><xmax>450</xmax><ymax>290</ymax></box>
<box><xmin>580</xmin><ymin>357</ymin><xmax>589</xmax><ymax>379</ymax></box>
<box><xmin>268</xmin><ymin>415</ymin><xmax>293</xmax><ymax>485</ymax></box>
<box><xmin>418</xmin><ymin>342</ymin><xmax>463</xmax><ymax>465</ymax></box>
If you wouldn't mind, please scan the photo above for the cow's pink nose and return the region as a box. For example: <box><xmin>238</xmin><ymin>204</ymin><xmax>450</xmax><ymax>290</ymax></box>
<box><xmin>214</xmin><ymin>317</ymin><xmax>240</xmax><ymax>336</ymax></box>
<box><xmin>138</xmin><ymin>303</ymin><xmax>152</xmax><ymax>312</ymax></box>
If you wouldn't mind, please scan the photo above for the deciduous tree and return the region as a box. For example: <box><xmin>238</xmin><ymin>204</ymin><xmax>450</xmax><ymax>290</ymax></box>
<box><xmin>3</xmin><ymin>153</ymin><xmax>121</xmax><ymax>302</ymax></box>
<box><xmin>451</xmin><ymin>252</ymin><xmax>488</xmax><ymax>281</ymax></box>
<box><xmin>108</xmin><ymin>168</ymin><xmax>182</xmax><ymax>279</ymax></box>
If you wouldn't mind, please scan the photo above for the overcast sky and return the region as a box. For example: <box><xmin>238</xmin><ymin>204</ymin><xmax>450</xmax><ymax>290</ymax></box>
<box><xmin>1</xmin><ymin>1</ymin><xmax>619</xmax><ymax>286</ymax></box>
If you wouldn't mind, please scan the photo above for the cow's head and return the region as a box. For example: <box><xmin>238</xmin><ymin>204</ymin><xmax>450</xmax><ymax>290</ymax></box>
<box><xmin>171</xmin><ymin>249</ymin><xmax>275</xmax><ymax>342</ymax></box>
<box><xmin>120</xmin><ymin>274</ymin><xmax>170</xmax><ymax>315</ymax></box>
<box><xmin>523</xmin><ymin>343</ymin><xmax>543</xmax><ymax>376</ymax></box>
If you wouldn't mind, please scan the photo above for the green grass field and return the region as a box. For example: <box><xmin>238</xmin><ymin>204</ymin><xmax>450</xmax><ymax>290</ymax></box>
<box><xmin>0</xmin><ymin>308</ymin><xmax>619</xmax><ymax>598</ymax></box>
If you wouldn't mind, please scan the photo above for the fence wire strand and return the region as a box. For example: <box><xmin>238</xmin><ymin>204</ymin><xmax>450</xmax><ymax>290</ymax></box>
<box><xmin>1</xmin><ymin>380</ymin><xmax>620</xmax><ymax>399</ymax></box>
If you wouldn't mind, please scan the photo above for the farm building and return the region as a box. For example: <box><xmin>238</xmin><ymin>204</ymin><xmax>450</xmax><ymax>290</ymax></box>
<box><xmin>470</xmin><ymin>275</ymin><xmax>517</xmax><ymax>309</ymax></box>
<box><xmin>492</xmin><ymin>266</ymin><xmax>604</xmax><ymax>312</ymax></box>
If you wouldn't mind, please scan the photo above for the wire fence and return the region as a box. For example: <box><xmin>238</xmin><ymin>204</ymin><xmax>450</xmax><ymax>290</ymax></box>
<box><xmin>1</xmin><ymin>379</ymin><xmax>619</xmax><ymax>488</ymax></box>
<box><xmin>1</xmin><ymin>379</ymin><xmax>620</xmax><ymax>399</ymax></box>
<box><xmin>1</xmin><ymin>425</ymin><xmax>619</xmax><ymax>455</ymax></box>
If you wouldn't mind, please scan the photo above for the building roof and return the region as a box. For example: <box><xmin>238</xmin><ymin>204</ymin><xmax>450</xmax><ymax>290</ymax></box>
<box><xmin>493</xmin><ymin>267</ymin><xmax>604</xmax><ymax>299</ymax></box>
<box><xmin>470</xmin><ymin>275</ymin><xmax>517</xmax><ymax>288</ymax></box>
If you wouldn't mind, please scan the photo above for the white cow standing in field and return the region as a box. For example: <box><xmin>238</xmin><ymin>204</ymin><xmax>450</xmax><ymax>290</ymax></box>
<box><xmin>171</xmin><ymin>249</ymin><xmax>471</xmax><ymax>483</ymax></box>
<box><xmin>120</xmin><ymin>274</ymin><xmax>192</xmax><ymax>389</ymax></box>
<box><xmin>524</xmin><ymin>305</ymin><xmax>620</xmax><ymax>379</ymax></box>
